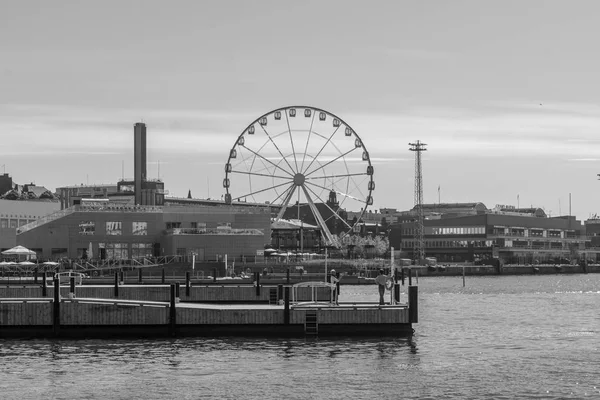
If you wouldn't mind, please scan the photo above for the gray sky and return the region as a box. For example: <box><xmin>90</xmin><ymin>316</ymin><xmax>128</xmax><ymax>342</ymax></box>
<box><xmin>1</xmin><ymin>1</ymin><xmax>600</xmax><ymax>220</ymax></box>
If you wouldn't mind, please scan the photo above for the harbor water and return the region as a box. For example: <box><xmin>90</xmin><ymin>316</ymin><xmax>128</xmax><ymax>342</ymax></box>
<box><xmin>1</xmin><ymin>274</ymin><xmax>598</xmax><ymax>399</ymax></box>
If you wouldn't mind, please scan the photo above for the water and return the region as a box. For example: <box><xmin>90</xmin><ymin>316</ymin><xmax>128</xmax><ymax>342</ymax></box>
<box><xmin>1</xmin><ymin>275</ymin><xmax>598</xmax><ymax>399</ymax></box>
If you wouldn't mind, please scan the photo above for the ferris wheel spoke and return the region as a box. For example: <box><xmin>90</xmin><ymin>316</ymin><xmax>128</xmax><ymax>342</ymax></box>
<box><xmin>241</xmin><ymin>145</ymin><xmax>295</xmax><ymax>177</ymax></box>
<box><xmin>305</xmin><ymin>172</ymin><xmax>369</xmax><ymax>181</ymax></box>
<box><xmin>275</xmin><ymin>185</ymin><xmax>298</xmax><ymax>221</ymax></box>
<box><xmin>284</xmin><ymin>111</ymin><xmax>299</xmax><ymax>173</ymax></box>
<box><xmin>304</xmin><ymin>184</ymin><xmax>354</xmax><ymax>231</ymax></box>
<box><xmin>300</xmin><ymin>112</ymin><xmax>316</xmax><ymax>173</ymax></box>
<box><xmin>305</xmin><ymin>147</ymin><xmax>358</xmax><ymax>178</ymax></box>
<box><xmin>301</xmin><ymin>125</ymin><xmax>341</xmax><ymax>175</ymax></box>
<box><xmin>235</xmin><ymin>181</ymin><xmax>292</xmax><ymax>202</ymax></box>
<box><xmin>230</xmin><ymin>170</ymin><xmax>293</xmax><ymax>180</ymax></box>
<box><xmin>306</xmin><ymin>180</ymin><xmax>367</xmax><ymax>204</ymax></box>
<box><xmin>300</xmin><ymin>185</ymin><xmax>337</xmax><ymax>247</ymax></box>
<box><xmin>258</xmin><ymin>124</ymin><xmax>297</xmax><ymax>174</ymax></box>
<box><xmin>271</xmin><ymin>183</ymin><xmax>295</xmax><ymax>208</ymax></box>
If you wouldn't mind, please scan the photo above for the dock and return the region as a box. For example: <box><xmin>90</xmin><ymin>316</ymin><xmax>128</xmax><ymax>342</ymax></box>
<box><xmin>0</xmin><ymin>280</ymin><xmax>418</xmax><ymax>338</ymax></box>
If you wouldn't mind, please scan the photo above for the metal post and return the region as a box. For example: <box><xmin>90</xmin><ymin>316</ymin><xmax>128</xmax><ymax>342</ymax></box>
<box><xmin>114</xmin><ymin>271</ymin><xmax>119</xmax><ymax>297</ymax></box>
<box><xmin>42</xmin><ymin>272</ymin><xmax>47</xmax><ymax>297</ymax></box>
<box><xmin>185</xmin><ymin>272</ymin><xmax>190</xmax><ymax>297</ymax></box>
<box><xmin>69</xmin><ymin>277</ymin><xmax>75</xmax><ymax>298</ymax></box>
<box><xmin>161</xmin><ymin>268</ymin><xmax>165</xmax><ymax>284</ymax></box>
<box><xmin>255</xmin><ymin>272</ymin><xmax>261</xmax><ymax>296</ymax></box>
<box><xmin>284</xmin><ymin>286</ymin><xmax>290</xmax><ymax>325</ymax></box>
<box><xmin>138</xmin><ymin>268</ymin><xmax>142</xmax><ymax>284</ymax></box>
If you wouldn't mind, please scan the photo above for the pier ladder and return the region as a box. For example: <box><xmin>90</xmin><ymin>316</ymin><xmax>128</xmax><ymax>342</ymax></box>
<box><xmin>304</xmin><ymin>311</ymin><xmax>318</xmax><ymax>335</ymax></box>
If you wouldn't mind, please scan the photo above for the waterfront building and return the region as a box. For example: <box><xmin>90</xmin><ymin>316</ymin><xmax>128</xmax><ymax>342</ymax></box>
<box><xmin>16</xmin><ymin>202</ymin><xmax>271</xmax><ymax>261</ymax></box>
<box><xmin>388</xmin><ymin>202</ymin><xmax>600</xmax><ymax>264</ymax></box>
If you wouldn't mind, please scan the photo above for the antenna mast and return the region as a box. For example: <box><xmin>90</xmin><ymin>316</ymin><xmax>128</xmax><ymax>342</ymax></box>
<box><xmin>409</xmin><ymin>140</ymin><xmax>427</xmax><ymax>264</ymax></box>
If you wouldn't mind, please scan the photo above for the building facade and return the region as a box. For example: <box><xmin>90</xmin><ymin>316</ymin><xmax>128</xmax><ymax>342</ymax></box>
<box><xmin>16</xmin><ymin>202</ymin><xmax>271</xmax><ymax>262</ymax></box>
<box><xmin>389</xmin><ymin>204</ymin><xmax>600</xmax><ymax>264</ymax></box>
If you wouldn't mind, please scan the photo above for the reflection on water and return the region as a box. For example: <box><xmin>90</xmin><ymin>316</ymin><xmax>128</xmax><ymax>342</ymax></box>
<box><xmin>0</xmin><ymin>274</ymin><xmax>598</xmax><ymax>399</ymax></box>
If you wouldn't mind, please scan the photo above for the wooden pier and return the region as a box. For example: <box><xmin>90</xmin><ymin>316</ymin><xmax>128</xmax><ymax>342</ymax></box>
<box><xmin>0</xmin><ymin>280</ymin><xmax>417</xmax><ymax>338</ymax></box>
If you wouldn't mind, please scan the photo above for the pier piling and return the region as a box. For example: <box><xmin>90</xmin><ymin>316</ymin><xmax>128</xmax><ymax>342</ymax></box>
<box><xmin>53</xmin><ymin>277</ymin><xmax>60</xmax><ymax>336</ymax></box>
<box><xmin>408</xmin><ymin>268</ymin><xmax>412</xmax><ymax>286</ymax></box>
<box><xmin>42</xmin><ymin>272</ymin><xmax>47</xmax><ymax>297</ymax></box>
<box><xmin>284</xmin><ymin>286</ymin><xmax>290</xmax><ymax>325</ymax></box>
<box><xmin>34</xmin><ymin>268</ymin><xmax>38</xmax><ymax>284</ymax></box>
<box><xmin>169</xmin><ymin>283</ymin><xmax>176</xmax><ymax>336</ymax></box>
<box><xmin>114</xmin><ymin>272</ymin><xmax>119</xmax><ymax>297</ymax></box>
<box><xmin>185</xmin><ymin>272</ymin><xmax>190</xmax><ymax>297</ymax></box>
<box><xmin>255</xmin><ymin>272</ymin><xmax>261</xmax><ymax>296</ymax></box>
<box><xmin>409</xmin><ymin>286</ymin><xmax>418</xmax><ymax>323</ymax></box>
<box><xmin>161</xmin><ymin>268</ymin><xmax>165</xmax><ymax>284</ymax></box>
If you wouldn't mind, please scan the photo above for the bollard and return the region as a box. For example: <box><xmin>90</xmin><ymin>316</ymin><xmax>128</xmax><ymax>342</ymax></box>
<box><xmin>34</xmin><ymin>268</ymin><xmax>38</xmax><ymax>284</ymax></box>
<box><xmin>114</xmin><ymin>271</ymin><xmax>119</xmax><ymax>297</ymax></box>
<box><xmin>408</xmin><ymin>285</ymin><xmax>418</xmax><ymax>323</ymax></box>
<box><xmin>408</xmin><ymin>268</ymin><xmax>412</xmax><ymax>286</ymax></box>
<box><xmin>119</xmin><ymin>271</ymin><xmax>124</xmax><ymax>285</ymax></box>
<box><xmin>161</xmin><ymin>268</ymin><xmax>166</xmax><ymax>284</ymax></box>
<box><xmin>213</xmin><ymin>268</ymin><xmax>217</xmax><ymax>283</ymax></box>
<box><xmin>286</xmin><ymin>268</ymin><xmax>290</xmax><ymax>284</ymax></box>
<box><xmin>255</xmin><ymin>272</ymin><xmax>261</xmax><ymax>296</ymax></box>
<box><xmin>401</xmin><ymin>267</ymin><xmax>405</xmax><ymax>286</ymax></box>
<box><xmin>169</xmin><ymin>283</ymin><xmax>176</xmax><ymax>336</ymax></box>
<box><xmin>284</xmin><ymin>286</ymin><xmax>290</xmax><ymax>325</ymax></box>
<box><xmin>42</xmin><ymin>272</ymin><xmax>48</xmax><ymax>297</ymax></box>
<box><xmin>138</xmin><ymin>268</ymin><xmax>143</xmax><ymax>284</ymax></box>
<box><xmin>394</xmin><ymin>283</ymin><xmax>400</xmax><ymax>304</ymax></box>
<box><xmin>175</xmin><ymin>281</ymin><xmax>180</xmax><ymax>302</ymax></box>
<box><xmin>69</xmin><ymin>277</ymin><xmax>75</xmax><ymax>299</ymax></box>
<box><xmin>53</xmin><ymin>277</ymin><xmax>60</xmax><ymax>336</ymax></box>
<box><xmin>185</xmin><ymin>272</ymin><xmax>190</xmax><ymax>297</ymax></box>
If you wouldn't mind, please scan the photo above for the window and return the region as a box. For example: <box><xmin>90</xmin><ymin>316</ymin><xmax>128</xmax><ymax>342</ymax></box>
<box><xmin>79</xmin><ymin>221</ymin><xmax>95</xmax><ymax>235</ymax></box>
<box><xmin>0</xmin><ymin>218</ymin><xmax>7</xmax><ymax>228</ymax></box>
<box><xmin>131</xmin><ymin>243</ymin><xmax>152</xmax><ymax>258</ymax></box>
<box><xmin>132</xmin><ymin>222</ymin><xmax>148</xmax><ymax>235</ymax></box>
<box><xmin>106</xmin><ymin>221</ymin><xmax>122</xmax><ymax>235</ymax></box>
<box><xmin>166</xmin><ymin>222</ymin><xmax>181</xmax><ymax>230</ymax></box>
<box><xmin>104</xmin><ymin>243</ymin><xmax>129</xmax><ymax>260</ymax></box>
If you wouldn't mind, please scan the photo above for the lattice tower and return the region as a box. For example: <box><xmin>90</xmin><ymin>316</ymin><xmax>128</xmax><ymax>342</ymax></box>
<box><xmin>409</xmin><ymin>141</ymin><xmax>427</xmax><ymax>263</ymax></box>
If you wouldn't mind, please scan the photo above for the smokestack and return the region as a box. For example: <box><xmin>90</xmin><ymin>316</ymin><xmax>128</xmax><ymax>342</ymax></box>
<box><xmin>134</xmin><ymin>122</ymin><xmax>147</xmax><ymax>205</ymax></box>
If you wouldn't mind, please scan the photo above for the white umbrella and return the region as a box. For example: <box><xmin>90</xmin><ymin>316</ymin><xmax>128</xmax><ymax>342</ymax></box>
<box><xmin>1</xmin><ymin>245</ymin><xmax>36</xmax><ymax>256</ymax></box>
<box><xmin>0</xmin><ymin>261</ymin><xmax>15</xmax><ymax>266</ymax></box>
<box><xmin>19</xmin><ymin>261</ymin><xmax>36</xmax><ymax>266</ymax></box>
<box><xmin>43</xmin><ymin>261</ymin><xmax>59</xmax><ymax>266</ymax></box>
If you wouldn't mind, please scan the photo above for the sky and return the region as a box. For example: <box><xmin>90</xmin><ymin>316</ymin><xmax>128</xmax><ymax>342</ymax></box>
<box><xmin>1</xmin><ymin>1</ymin><xmax>600</xmax><ymax>221</ymax></box>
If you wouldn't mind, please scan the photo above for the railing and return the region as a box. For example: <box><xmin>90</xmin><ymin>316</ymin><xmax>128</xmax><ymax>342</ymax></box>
<box><xmin>17</xmin><ymin>208</ymin><xmax>77</xmax><ymax>234</ymax></box>
<box><xmin>165</xmin><ymin>228</ymin><xmax>265</xmax><ymax>236</ymax></box>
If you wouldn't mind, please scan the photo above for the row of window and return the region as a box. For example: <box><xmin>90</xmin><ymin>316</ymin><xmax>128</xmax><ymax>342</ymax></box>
<box><xmin>0</xmin><ymin>218</ymin><xmax>37</xmax><ymax>229</ymax></box>
<box><xmin>79</xmin><ymin>221</ymin><xmax>148</xmax><ymax>236</ymax></box>
<box><xmin>403</xmin><ymin>240</ymin><xmax>494</xmax><ymax>248</ymax></box>
<box><xmin>403</xmin><ymin>226</ymin><xmax>486</xmax><ymax>236</ymax></box>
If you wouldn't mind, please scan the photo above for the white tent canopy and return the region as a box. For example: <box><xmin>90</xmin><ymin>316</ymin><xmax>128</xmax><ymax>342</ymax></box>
<box><xmin>1</xmin><ymin>245</ymin><xmax>36</xmax><ymax>256</ymax></box>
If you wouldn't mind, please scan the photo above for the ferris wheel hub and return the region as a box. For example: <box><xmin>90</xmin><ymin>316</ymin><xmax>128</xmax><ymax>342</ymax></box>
<box><xmin>293</xmin><ymin>173</ymin><xmax>305</xmax><ymax>186</ymax></box>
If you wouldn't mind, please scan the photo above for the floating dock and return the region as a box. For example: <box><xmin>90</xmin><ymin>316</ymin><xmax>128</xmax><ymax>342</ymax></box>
<box><xmin>0</xmin><ymin>280</ymin><xmax>417</xmax><ymax>338</ymax></box>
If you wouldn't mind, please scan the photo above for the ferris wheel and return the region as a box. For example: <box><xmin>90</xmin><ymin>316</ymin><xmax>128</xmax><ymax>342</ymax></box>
<box><xmin>223</xmin><ymin>106</ymin><xmax>374</xmax><ymax>247</ymax></box>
